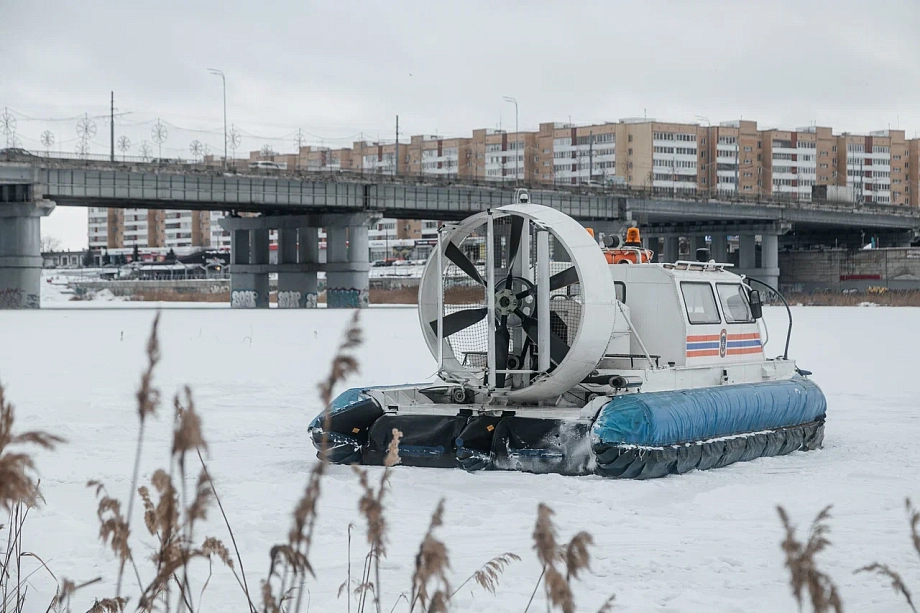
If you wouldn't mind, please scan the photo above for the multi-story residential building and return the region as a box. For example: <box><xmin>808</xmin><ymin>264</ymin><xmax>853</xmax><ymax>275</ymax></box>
<box><xmin>835</xmin><ymin>130</ymin><xmax>907</xmax><ymax>205</ymax></box>
<box><xmin>761</xmin><ymin>127</ymin><xmax>825</xmax><ymax>201</ymax></box>
<box><xmin>407</xmin><ymin>135</ymin><xmax>473</xmax><ymax>178</ymax></box>
<box><xmin>209</xmin><ymin>212</ymin><xmax>231</xmax><ymax>250</ymax></box>
<box><xmin>471</xmin><ymin>128</ymin><xmax>537</xmax><ymax>183</ymax></box>
<box><xmin>298</xmin><ymin>146</ymin><xmax>353</xmax><ymax>172</ymax></box>
<box><xmin>546</xmin><ymin>122</ymin><xmax>618</xmax><ymax>185</ymax></box>
<box><xmin>88</xmin><ymin>207</ymin><xmax>108</xmax><ymax>249</ymax></box>
<box><xmin>908</xmin><ymin>140</ymin><xmax>919</xmax><ymax>207</ymax></box>
<box><xmin>353</xmin><ymin>140</ymin><xmax>408</xmax><ymax>175</ymax></box>
<box><xmin>699</xmin><ymin>120</ymin><xmax>760</xmax><ymax>195</ymax></box>
<box><xmin>162</xmin><ymin>211</ymin><xmax>210</xmax><ymax>248</ymax></box>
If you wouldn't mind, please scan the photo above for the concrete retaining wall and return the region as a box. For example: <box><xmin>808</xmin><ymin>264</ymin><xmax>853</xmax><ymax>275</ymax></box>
<box><xmin>780</xmin><ymin>248</ymin><xmax>920</xmax><ymax>292</ymax></box>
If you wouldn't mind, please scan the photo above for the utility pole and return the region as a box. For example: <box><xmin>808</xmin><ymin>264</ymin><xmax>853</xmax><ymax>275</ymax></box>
<box><xmin>207</xmin><ymin>68</ymin><xmax>227</xmax><ymax>168</ymax></box>
<box><xmin>110</xmin><ymin>91</ymin><xmax>115</xmax><ymax>162</ymax></box>
<box><xmin>395</xmin><ymin>115</ymin><xmax>399</xmax><ymax>177</ymax></box>
<box><xmin>503</xmin><ymin>96</ymin><xmax>518</xmax><ymax>183</ymax></box>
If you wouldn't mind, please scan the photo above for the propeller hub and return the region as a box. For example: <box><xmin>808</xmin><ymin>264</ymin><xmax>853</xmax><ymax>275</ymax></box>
<box><xmin>494</xmin><ymin>288</ymin><xmax>519</xmax><ymax>316</ymax></box>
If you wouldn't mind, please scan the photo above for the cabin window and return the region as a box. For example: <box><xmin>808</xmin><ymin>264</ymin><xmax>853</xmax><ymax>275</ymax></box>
<box><xmin>614</xmin><ymin>281</ymin><xmax>626</xmax><ymax>304</ymax></box>
<box><xmin>680</xmin><ymin>282</ymin><xmax>721</xmax><ymax>325</ymax></box>
<box><xmin>716</xmin><ymin>283</ymin><xmax>754</xmax><ymax>323</ymax></box>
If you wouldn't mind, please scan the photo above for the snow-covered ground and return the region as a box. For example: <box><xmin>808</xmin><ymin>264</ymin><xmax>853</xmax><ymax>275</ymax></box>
<box><xmin>2</xmin><ymin>305</ymin><xmax>918</xmax><ymax>612</ymax></box>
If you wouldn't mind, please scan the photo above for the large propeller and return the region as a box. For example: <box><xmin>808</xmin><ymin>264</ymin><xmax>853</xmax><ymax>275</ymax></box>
<box><xmin>427</xmin><ymin>214</ymin><xmax>581</xmax><ymax>387</ymax></box>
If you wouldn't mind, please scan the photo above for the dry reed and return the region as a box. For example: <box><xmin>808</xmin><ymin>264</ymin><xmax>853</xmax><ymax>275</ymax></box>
<box><xmin>409</xmin><ymin>499</ymin><xmax>450</xmax><ymax>612</ymax></box>
<box><xmin>352</xmin><ymin>427</ymin><xmax>402</xmax><ymax>613</ymax></box>
<box><xmin>527</xmin><ymin>503</ymin><xmax>598</xmax><ymax>613</ymax></box>
<box><xmin>851</xmin><ymin>497</ymin><xmax>920</xmax><ymax>613</ymax></box>
<box><xmin>776</xmin><ymin>505</ymin><xmax>843</xmax><ymax>613</ymax></box>
<box><xmin>262</xmin><ymin>311</ymin><xmax>364</xmax><ymax>613</ymax></box>
<box><xmin>449</xmin><ymin>552</ymin><xmax>520</xmax><ymax>598</ymax></box>
<box><xmin>0</xmin><ymin>381</ymin><xmax>64</xmax><ymax>613</ymax></box>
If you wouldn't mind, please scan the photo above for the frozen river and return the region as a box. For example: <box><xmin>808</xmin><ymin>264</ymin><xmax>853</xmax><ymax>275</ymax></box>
<box><xmin>1</xmin><ymin>303</ymin><xmax>918</xmax><ymax>612</ymax></box>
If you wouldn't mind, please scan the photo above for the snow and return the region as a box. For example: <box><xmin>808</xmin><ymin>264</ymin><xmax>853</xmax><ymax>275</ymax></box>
<box><xmin>2</xmin><ymin>305</ymin><xmax>919</xmax><ymax>612</ymax></box>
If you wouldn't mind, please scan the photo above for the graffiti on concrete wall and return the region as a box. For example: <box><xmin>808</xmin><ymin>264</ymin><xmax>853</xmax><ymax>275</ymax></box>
<box><xmin>277</xmin><ymin>291</ymin><xmax>302</xmax><ymax>308</ymax></box>
<box><xmin>0</xmin><ymin>289</ymin><xmax>37</xmax><ymax>309</ymax></box>
<box><xmin>0</xmin><ymin>288</ymin><xmax>23</xmax><ymax>309</ymax></box>
<box><xmin>327</xmin><ymin>288</ymin><xmax>369</xmax><ymax>309</ymax></box>
<box><xmin>277</xmin><ymin>290</ymin><xmax>319</xmax><ymax>308</ymax></box>
<box><xmin>230</xmin><ymin>290</ymin><xmax>259</xmax><ymax>308</ymax></box>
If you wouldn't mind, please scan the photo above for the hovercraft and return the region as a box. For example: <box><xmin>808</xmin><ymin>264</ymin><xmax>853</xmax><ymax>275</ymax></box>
<box><xmin>310</xmin><ymin>189</ymin><xmax>826</xmax><ymax>479</ymax></box>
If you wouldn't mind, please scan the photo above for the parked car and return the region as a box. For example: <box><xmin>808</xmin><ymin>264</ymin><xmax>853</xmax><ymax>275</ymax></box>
<box><xmin>249</xmin><ymin>161</ymin><xmax>283</xmax><ymax>170</ymax></box>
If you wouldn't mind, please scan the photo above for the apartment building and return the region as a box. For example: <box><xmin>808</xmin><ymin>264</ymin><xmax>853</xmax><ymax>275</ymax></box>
<box><xmin>88</xmin><ymin>207</ymin><xmax>108</xmax><ymax>249</ymax></box>
<box><xmin>541</xmin><ymin>122</ymin><xmax>618</xmax><ymax>185</ymax></box>
<box><xmin>909</xmin><ymin>140</ymin><xmax>919</xmax><ymax>207</ymax></box>
<box><xmin>298</xmin><ymin>146</ymin><xmax>353</xmax><ymax>172</ymax></box>
<box><xmin>407</xmin><ymin>135</ymin><xmax>473</xmax><ymax>178</ymax></box>
<box><xmin>835</xmin><ymin>130</ymin><xmax>907</xmax><ymax>205</ymax></box>
<box><xmin>353</xmin><ymin>140</ymin><xmax>408</xmax><ymax>175</ymax></box>
<box><xmin>470</xmin><ymin>128</ymin><xmax>537</xmax><ymax>182</ymax></box>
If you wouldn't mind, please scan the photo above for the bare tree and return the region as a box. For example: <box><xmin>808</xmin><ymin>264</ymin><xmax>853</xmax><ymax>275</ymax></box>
<box><xmin>41</xmin><ymin>235</ymin><xmax>62</xmax><ymax>252</ymax></box>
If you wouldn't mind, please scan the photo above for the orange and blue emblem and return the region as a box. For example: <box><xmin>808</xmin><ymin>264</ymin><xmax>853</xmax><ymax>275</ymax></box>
<box><xmin>686</xmin><ymin>332</ymin><xmax>762</xmax><ymax>358</ymax></box>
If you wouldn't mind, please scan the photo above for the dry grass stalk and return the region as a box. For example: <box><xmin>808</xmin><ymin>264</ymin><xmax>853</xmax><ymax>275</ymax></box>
<box><xmin>410</xmin><ymin>499</ymin><xmax>451</xmax><ymax>612</ymax></box>
<box><xmin>262</xmin><ymin>312</ymin><xmax>363</xmax><ymax>613</ymax></box>
<box><xmin>0</xmin><ymin>381</ymin><xmax>65</xmax><ymax>511</ymax></box>
<box><xmin>776</xmin><ymin>505</ymin><xmax>843</xmax><ymax>613</ymax></box>
<box><xmin>529</xmin><ymin>503</ymin><xmax>595</xmax><ymax>613</ymax></box>
<box><xmin>115</xmin><ymin>311</ymin><xmax>162</xmax><ymax>598</ymax></box>
<box><xmin>352</xmin><ymin>428</ymin><xmax>402</xmax><ymax>613</ymax></box>
<box><xmin>87</xmin><ymin>596</ymin><xmax>128</xmax><ymax>612</ymax></box>
<box><xmin>596</xmin><ymin>594</ymin><xmax>617</xmax><ymax>612</ymax></box>
<box><xmin>855</xmin><ymin>563</ymin><xmax>916</xmax><ymax>612</ymax></box>
<box><xmin>80</xmin><ymin>315</ymin><xmax>242</xmax><ymax>613</ymax></box>
<box><xmin>449</xmin><ymin>552</ymin><xmax>520</xmax><ymax>599</ymax></box>
<box><xmin>851</xmin><ymin>498</ymin><xmax>920</xmax><ymax>613</ymax></box>
<box><xmin>908</xmin><ymin>498</ymin><xmax>920</xmax><ymax>561</ymax></box>
<box><xmin>0</xmin><ymin>382</ymin><xmax>63</xmax><ymax>613</ymax></box>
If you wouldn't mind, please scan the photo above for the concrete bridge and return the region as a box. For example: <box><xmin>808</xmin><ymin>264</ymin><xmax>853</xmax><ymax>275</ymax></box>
<box><xmin>2</xmin><ymin>155</ymin><xmax>919</xmax><ymax>308</ymax></box>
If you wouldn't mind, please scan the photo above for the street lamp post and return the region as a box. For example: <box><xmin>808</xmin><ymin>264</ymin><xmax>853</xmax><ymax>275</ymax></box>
<box><xmin>208</xmin><ymin>68</ymin><xmax>227</xmax><ymax>168</ymax></box>
<box><xmin>503</xmin><ymin>96</ymin><xmax>519</xmax><ymax>183</ymax></box>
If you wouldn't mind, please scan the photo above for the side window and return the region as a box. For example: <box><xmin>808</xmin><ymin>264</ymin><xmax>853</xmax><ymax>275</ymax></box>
<box><xmin>716</xmin><ymin>283</ymin><xmax>754</xmax><ymax>323</ymax></box>
<box><xmin>680</xmin><ymin>282</ymin><xmax>721</xmax><ymax>325</ymax></box>
<box><xmin>614</xmin><ymin>281</ymin><xmax>626</xmax><ymax>304</ymax></box>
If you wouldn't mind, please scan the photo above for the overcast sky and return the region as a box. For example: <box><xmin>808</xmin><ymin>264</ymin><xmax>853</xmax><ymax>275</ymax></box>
<box><xmin>3</xmin><ymin>0</ymin><xmax>919</xmax><ymax>249</ymax></box>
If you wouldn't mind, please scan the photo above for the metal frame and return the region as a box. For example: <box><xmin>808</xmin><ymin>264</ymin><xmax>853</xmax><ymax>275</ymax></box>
<box><xmin>536</xmin><ymin>230</ymin><xmax>551</xmax><ymax>372</ymax></box>
<box><xmin>486</xmin><ymin>210</ymin><xmax>497</xmax><ymax>391</ymax></box>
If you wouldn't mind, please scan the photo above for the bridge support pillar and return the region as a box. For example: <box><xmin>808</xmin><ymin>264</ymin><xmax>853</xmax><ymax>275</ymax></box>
<box><xmin>759</xmin><ymin>233</ymin><xmax>780</xmax><ymax>290</ymax></box>
<box><xmin>326</xmin><ymin>223</ymin><xmax>370</xmax><ymax>308</ymax></box>
<box><xmin>662</xmin><ymin>236</ymin><xmax>680</xmax><ymax>263</ymax></box>
<box><xmin>689</xmin><ymin>235</ymin><xmax>706</xmax><ymax>260</ymax></box>
<box><xmin>739</xmin><ymin>235</ymin><xmax>756</xmax><ymax>269</ymax></box>
<box><xmin>277</xmin><ymin>228</ymin><xmax>318</xmax><ymax>308</ymax></box>
<box><xmin>228</xmin><ymin>227</ymin><xmax>269</xmax><ymax>308</ymax></box>
<box><xmin>710</xmin><ymin>234</ymin><xmax>728</xmax><ymax>264</ymax></box>
<box><xmin>0</xmin><ymin>198</ymin><xmax>55</xmax><ymax>309</ymax></box>
<box><xmin>220</xmin><ymin>213</ymin><xmax>370</xmax><ymax>310</ymax></box>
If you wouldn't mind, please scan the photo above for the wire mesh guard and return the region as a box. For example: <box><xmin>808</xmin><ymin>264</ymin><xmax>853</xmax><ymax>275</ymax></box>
<box><xmin>436</xmin><ymin>214</ymin><xmax>583</xmax><ymax>385</ymax></box>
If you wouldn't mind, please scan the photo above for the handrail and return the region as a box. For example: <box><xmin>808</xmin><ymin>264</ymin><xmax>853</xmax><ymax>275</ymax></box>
<box><xmin>745</xmin><ymin>277</ymin><xmax>792</xmax><ymax>360</ymax></box>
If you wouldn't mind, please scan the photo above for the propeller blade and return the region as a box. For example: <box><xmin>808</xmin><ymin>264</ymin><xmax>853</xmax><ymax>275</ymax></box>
<box><xmin>515</xmin><ymin>266</ymin><xmax>579</xmax><ymax>300</ymax></box>
<box><xmin>516</xmin><ymin>310</ymin><xmax>570</xmax><ymax>366</ymax></box>
<box><xmin>494</xmin><ymin>317</ymin><xmax>510</xmax><ymax>388</ymax></box>
<box><xmin>503</xmin><ymin>216</ymin><xmax>525</xmax><ymax>289</ymax></box>
<box><xmin>429</xmin><ymin>307</ymin><xmax>488</xmax><ymax>337</ymax></box>
<box><xmin>445</xmin><ymin>242</ymin><xmax>485</xmax><ymax>286</ymax></box>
